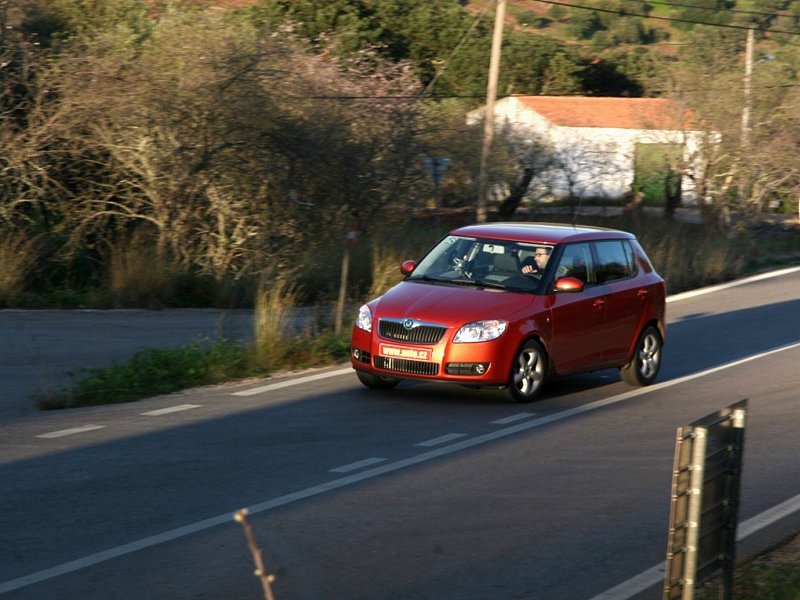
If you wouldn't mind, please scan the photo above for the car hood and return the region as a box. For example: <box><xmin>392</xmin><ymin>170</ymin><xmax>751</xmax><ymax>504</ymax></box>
<box><xmin>373</xmin><ymin>280</ymin><xmax>537</xmax><ymax>326</ymax></box>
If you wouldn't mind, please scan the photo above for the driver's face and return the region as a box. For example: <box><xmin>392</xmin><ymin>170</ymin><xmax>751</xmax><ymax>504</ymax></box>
<box><xmin>534</xmin><ymin>249</ymin><xmax>549</xmax><ymax>268</ymax></box>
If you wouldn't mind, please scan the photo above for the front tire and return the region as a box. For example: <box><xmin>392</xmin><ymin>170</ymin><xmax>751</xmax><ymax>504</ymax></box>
<box><xmin>356</xmin><ymin>370</ymin><xmax>400</xmax><ymax>390</ymax></box>
<box><xmin>508</xmin><ymin>339</ymin><xmax>547</xmax><ymax>403</ymax></box>
<box><xmin>620</xmin><ymin>326</ymin><xmax>662</xmax><ymax>386</ymax></box>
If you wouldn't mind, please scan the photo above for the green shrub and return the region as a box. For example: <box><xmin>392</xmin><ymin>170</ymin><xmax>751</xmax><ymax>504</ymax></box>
<box><xmin>39</xmin><ymin>340</ymin><xmax>263</xmax><ymax>408</ymax></box>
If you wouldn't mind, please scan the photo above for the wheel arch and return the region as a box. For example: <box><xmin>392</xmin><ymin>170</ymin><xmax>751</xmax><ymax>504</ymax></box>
<box><xmin>512</xmin><ymin>332</ymin><xmax>553</xmax><ymax>376</ymax></box>
<box><xmin>626</xmin><ymin>318</ymin><xmax>665</xmax><ymax>365</ymax></box>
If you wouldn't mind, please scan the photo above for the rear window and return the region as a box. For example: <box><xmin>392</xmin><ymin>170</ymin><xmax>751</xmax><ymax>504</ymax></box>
<box><xmin>594</xmin><ymin>240</ymin><xmax>634</xmax><ymax>284</ymax></box>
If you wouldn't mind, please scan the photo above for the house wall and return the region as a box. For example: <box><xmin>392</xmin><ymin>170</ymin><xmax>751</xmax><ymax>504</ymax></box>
<box><xmin>470</xmin><ymin>97</ymin><xmax>706</xmax><ymax>203</ymax></box>
<box><xmin>543</xmin><ymin>126</ymin><xmax>704</xmax><ymax>202</ymax></box>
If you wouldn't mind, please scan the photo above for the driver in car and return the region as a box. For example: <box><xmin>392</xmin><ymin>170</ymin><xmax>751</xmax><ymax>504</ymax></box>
<box><xmin>521</xmin><ymin>247</ymin><xmax>551</xmax><ymax>276</ymax></box>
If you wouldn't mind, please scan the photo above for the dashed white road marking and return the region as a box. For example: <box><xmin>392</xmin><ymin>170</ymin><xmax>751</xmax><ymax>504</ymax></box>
<box><xmin>36</xmin><ymin>425</ymin><xmax>107</xmax><ymax>439</ymax></box>
<box><xmin>492</xmin><ymin>413</ymin><xmax>537</xmax><ymax>425</ymax></box>
<box><xmin>415</xmin><ymin>433</ymin><xmax>467</xmax><ymax>447</ymax></box>
<box><xmin>141</xmin><ymin>404</ymin><xmax>201</xmax><ymax>416</ymax></box>
<box><xmin>329</xmin><ymin>457</ymin><xmax>387</xmax><ymax>473</ymax></box>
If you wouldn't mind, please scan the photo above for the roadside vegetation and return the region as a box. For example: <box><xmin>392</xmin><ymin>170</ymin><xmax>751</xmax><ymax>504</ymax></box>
<box><xmin>2</xmin><ymin>0</ymin><xmax>800</xmax><ymax>313</ymax></box>
<box><xmin>36</xmin><ymin>211</ymin><xmax>800</xmax><ymax>410</ymax></box>
<box><xmin>698</xmin><ymin>532</ymin><xmax>800</xmax><ymax>599</ymax></box>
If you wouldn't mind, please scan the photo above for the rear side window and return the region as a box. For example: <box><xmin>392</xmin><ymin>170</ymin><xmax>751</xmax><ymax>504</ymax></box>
<box><xmin>594</xmin><ymin>240</ymin><xmax>634</xmax><ymax>284</ymax></box>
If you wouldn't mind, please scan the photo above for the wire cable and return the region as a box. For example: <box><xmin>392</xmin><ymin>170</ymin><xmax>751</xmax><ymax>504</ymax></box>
<box><xmin>532</xmin><ymin>0</ymin><xmax>800</xmax><ymax>35</ymax></box>
<box><xmin>419</xmin><ymin>3</ymin><xmax>491</xmax><ymax>97</ymax></box>
<box><xmin>614</xmin><ymin>0</ymin><xmax>795</xmax><ymax>20</ymax></box>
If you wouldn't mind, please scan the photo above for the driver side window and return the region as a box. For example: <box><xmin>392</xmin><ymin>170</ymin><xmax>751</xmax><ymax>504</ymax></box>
<box><xmin>555</xmin><ymin>243</ymin><xmax>594</xmax><ymax>284</ymax></box>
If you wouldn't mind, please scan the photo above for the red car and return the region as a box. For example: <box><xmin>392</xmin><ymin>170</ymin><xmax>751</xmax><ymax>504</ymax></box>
<box><xmin>351</xmin><ymin>223</ymin><xmax>666</xmax><ymax>402</ymax></box>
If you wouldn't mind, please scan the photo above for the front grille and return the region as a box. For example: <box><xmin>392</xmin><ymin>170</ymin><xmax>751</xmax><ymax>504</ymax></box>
<box><xmin>379</xmin><ymin>320</ymin><xmax>447</xmax><ymax>344</ymax></box>
<box><xmin>374</xmin><ymin>356</ymin><xmax>439</xmax><ymax>376</ymax></box>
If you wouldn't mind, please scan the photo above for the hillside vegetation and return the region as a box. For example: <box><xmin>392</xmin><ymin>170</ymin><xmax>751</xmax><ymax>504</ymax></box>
<box><xmin>0</xmin><ymin>0</ymin><xmax>798</xmax><ymax>310</ymax></box>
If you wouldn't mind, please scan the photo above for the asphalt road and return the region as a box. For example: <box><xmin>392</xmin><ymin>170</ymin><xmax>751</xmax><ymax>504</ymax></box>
<box><xmin>1</xmin><ymin>268</ymin><xmax>799</xmax><ymax>599</ymax></box>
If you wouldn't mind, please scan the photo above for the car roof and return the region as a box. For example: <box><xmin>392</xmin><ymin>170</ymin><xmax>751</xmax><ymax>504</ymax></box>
<box><xmin>449</xmin><ymin>222</ymin><xmax>636</xmax><ymax>245</ymax></box>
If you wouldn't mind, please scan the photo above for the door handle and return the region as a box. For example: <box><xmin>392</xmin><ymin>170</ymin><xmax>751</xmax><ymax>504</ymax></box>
<box><xmin>637</xmin><ymin>289</ymin><xmax>649</xmax><ymax>299</ymax></box>
<box><xmin>593</xmin><ymin>298</ymin><xmax>606</xmax><ymax>309</ymax></box>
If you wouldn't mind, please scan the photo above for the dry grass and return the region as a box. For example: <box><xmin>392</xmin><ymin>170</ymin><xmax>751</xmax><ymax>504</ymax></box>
<box><xmin>368</xmin><ymin>243</ymin><xmax>406</xmax><ymax>299</ymax></box>
<box><xmin>0</xmin><ymin>231</ymin><xmax>38</xmax><ymax>306</ymax></box>
<box><xmin>252</xmin><ymin>275</ymin><xmax>299</xmax><ymax>371</ymax></box>
<box><xmin>646</xmin><ymin>227</ymin><xmax>745</xmax><ymax>293</ymax></box>
<box><xmin>109</xmin><ymin>236</ymin><xmax>175</xmax><ymax>308</ymax></box>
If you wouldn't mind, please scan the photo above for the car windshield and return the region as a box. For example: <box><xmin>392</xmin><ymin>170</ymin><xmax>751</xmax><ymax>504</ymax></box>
<box><xmin>408</xmin><ymin>235</ymin><xmax>553</xmax><ymax>294</ymax></box>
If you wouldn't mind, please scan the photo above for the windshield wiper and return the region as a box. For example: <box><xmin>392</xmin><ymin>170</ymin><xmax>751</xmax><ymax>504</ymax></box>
<box><xmin>448</xmin><ymin>278</ymin><xmax>511</xmax><ymax>291</ymax></box>
<box><xmin>408</xmin><ymin>275</ymin><xmax>450</xmax><ymax>283</ymax></box>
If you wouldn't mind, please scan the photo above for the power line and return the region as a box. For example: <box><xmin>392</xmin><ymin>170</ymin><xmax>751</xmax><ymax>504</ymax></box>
<box><xmin>563</xmin><ymin>40</ymin><xmax>691</xmax><ymax>47</ymax></box>
<box><xmin>533</xmin><ymin>0</ymin><xmax>800</xmax><ymax>35</ymax></box>
<box><xmin>420</xmin><ymin>2</ymin><xmax>490</xmax><ymax>97</ymax></box>
<box><xmin>618</xmin><ymin>0</ymin><xmax>795</xmax><ymax>20</ymax></box>
<box><xmin>286</xmin><ymin>81</ymin><xmax>800</xmax><ymax>100</ymax></box>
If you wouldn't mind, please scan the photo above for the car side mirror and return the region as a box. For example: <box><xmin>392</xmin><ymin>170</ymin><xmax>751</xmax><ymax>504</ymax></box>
<box><xmin>401</xmin><ymin>260</ymin><xmax>417</xmax><ymax>276</ymax></box>
<box><xmin>554</xmin><ymin>276</ymin><xmax>585</xmax><ymax>293</ymax></box>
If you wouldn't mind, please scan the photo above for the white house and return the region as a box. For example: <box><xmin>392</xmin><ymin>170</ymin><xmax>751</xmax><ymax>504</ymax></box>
<box><xmin>467</xmin><ymin>95</ymin><xmax>708</xmax><ymax>203</ymax></box>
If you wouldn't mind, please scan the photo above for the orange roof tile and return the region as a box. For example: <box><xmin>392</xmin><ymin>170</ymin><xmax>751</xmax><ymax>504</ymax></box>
<box><xmin>515</xmin><ymin>96</ymin><xmax>698</xmax><ymax>131</ymax></box>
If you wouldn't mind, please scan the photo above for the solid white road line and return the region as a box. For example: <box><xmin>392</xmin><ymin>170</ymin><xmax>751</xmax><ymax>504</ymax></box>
<box><xmin>231</xmin><ymin>367</ymin><xmax>352</xmax><ymax>397</ymax></box>
<box><xmin>5</xmin><ymin>342</ymin><xmax>799</xmax><ymax>594</ymax></box>
<box><xmin>590</xmin><ymin>492</ymin><xmax>800</xmax><ymax>600</ymax></box>
<box><xmin>415</xmin><ymin>433</ymin><xmax>468</xmax><ymax>447</ymax></box>
<box><xmin>35</xmin><ymin>425</ymin><xmax>107</xmax><ymax>439</ymax></box>
<box><xmin>667</xmin><ymin>265</ymin><xmax>800</xmax><ymax>303</ymax></box>
<box><xmin>492</xmin><ymin>413</ymin><xmax>537</xmax><ymax>425</ymax></box>
<box><xmin>329</xmin><ymin>457</ymin><xmax>387</xmax><ymax>473</ymax></box>
<box><xmin>141</xmin><ymin>404</ymin><xmax>201</xmax><ymax>416</ymax></box>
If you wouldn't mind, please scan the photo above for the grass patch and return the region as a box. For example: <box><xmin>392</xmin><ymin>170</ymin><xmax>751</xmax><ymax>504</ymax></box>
<box><xmin>252</xmin><ymin>275</ymin><xmax>299</xmax><ymax>371</ymax></box>
<box><xmin>37</xmin><ymin>332</ymin><xmax>352</xmax><ymax>410</ymax></box>
<box><xmin>697</xmin><ymin>533</ymin><xmax>800</xmax><ymax>599</ymax></box>
<box><xmin>37</xmin><ymin>340</ymin><xmax>265</xmax><ymax>409</ymax></box>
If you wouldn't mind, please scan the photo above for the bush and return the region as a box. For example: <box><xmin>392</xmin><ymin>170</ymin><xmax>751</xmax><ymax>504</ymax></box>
<box><xmin>38</xmin><ymin>341</ymin><xmax>263</xmax><ymax>408</ymax></box>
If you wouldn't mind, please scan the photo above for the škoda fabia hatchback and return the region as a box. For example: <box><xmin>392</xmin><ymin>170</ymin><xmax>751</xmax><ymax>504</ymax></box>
<box><xmin>350</xmin><ymin>223</ymin><xmax>666</xmax><ymax>403</ymax></box>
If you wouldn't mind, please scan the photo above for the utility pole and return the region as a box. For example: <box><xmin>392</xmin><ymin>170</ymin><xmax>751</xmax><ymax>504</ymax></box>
<box><xmin>740</xmin><ymin>27</ymin><xmax>754</xmax><ymax>150</ymax></box>
<box><xmin>476</xmin><ymin>0</ymin><xmax>506</xmax><ymax>224</ymax></box>
<box><xmin>738</xmin><ymin>27</ymin><xmax>755</xmax><ymax>209</ymax></box>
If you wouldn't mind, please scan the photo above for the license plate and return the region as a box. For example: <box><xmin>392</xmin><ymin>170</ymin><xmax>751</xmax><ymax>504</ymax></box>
<box><xmin>379</xmin><ymin>344</ymin><xmax>433</xmax><ymax>362</ymax></box>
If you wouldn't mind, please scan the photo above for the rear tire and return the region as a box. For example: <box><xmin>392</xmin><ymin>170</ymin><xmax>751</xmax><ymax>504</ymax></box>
<box><xmin>620</xmin><ymin>326</ymin><xmax>662</xmax><ymax>386</ymax></box>
<box><xmin>508</xmin><ymin>339</ymin><xmax>547</xmax><ymax>403</ymax></box>
<box><xmin>356</xmin><ymin>370</ymin><xmax>400</xmax><ymax>390</ymax></box>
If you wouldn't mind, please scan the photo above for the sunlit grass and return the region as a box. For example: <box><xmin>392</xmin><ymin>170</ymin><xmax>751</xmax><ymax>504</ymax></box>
<box><xmin>368</xmin><ymin>243</ymin><xmax>406</xmax><ymax>299</ymax></box>
<box><xmin>252</xmin><ymin>275</ymin><xmax>299</xmax><ymax>371</ymax></box>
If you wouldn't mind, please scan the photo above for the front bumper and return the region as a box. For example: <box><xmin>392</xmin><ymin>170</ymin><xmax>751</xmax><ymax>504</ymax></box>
<box><xmin>350</xmin><ymin>325</ymin><xmax>513</xmax><ymax>385</ymax></box>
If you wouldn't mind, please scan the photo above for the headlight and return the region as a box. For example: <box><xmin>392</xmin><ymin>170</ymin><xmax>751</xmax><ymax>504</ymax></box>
<box><xmin>454</xmin><ymin>319</ymin><xmax>507</xmax><ymax>343</ymax></box>
<box><xmin>355</xmin><ymin>304</ymin><xmax>372</xmax><ymax>332</ymax></box>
